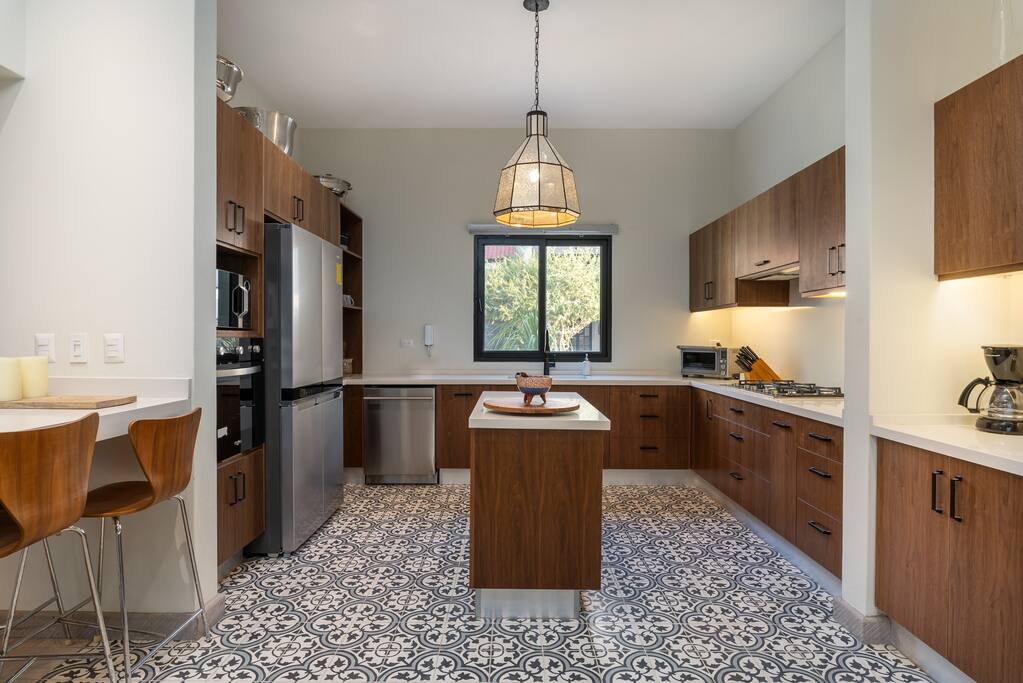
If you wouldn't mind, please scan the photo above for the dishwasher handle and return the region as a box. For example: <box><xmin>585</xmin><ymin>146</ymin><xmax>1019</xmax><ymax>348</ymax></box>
<box><xmin>363</xmin><ymin>396</ymin><xmax>434</xmax><ymax>401</ymax></box>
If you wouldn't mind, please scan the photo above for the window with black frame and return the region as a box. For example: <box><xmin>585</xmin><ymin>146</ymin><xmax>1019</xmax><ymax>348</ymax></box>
<box><xmin>473</xmin><ymin>235</ymin><xmax>611</xmax><ymax>363</ymax></box>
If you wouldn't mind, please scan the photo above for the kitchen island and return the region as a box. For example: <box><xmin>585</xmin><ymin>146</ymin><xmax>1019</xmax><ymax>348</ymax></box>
<box><xmin>468</xmin><ymin>391</ymin><xmax>610</xmax><ymax>618</ymax></box>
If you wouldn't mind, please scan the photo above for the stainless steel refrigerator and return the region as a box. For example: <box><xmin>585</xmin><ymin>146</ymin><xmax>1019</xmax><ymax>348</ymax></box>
<box><xmin>253</xmin><ymin>223</ymin><xmax>345</xmax><ymax>555</ymax></box>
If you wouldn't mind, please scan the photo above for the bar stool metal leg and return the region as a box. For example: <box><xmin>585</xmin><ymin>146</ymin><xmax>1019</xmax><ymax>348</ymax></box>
<box><xmin>97</xmin><ymin>517</ymin><xmax>106</xmax><ymax>602</ymax></box>
<box><xmin>174</xmin><ymin>496</ymin><xmax>208</xmax><ymax>636</ymax></box>
<box><xmin>113</xmin><ymin>518</ymin><xmax>129</xmax><ymax>683</ymax></box>
<box><xmin>66</xmin><ymin>526</ymin><xmax>118</xmax><ymax>683</ymax></box>
<box><xmin>0</xmin><ymin>550</ymin><xmax>28</xmax><ymax>677</ymax></box>
<box><xmin>41</xmin><ymin>539</ymin><xmax>73</xmax><ymax>642</ymax></box>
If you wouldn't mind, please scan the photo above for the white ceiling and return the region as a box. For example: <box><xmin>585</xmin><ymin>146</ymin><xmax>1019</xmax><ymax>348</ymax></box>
<box><xmin>217</xmin><ymin>0</ymin><xmax>844</xmax><ymax>130</ymax></box>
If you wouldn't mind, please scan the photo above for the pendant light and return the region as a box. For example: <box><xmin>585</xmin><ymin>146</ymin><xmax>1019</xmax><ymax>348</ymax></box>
<box><xmin>493</xmin><ymin>0</ymin><xmax>580</xmax><ymax>228</ymax></box>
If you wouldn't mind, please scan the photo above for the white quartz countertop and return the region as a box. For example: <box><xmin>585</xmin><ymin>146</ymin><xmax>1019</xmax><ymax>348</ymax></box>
<box><xmin>872</xmin><ymin>414</ymin><xmax>1023</xmax><ymax>477</ymax></box>
<box><xmin>345</xmin><ymin>373</ymin><xmax>845</xmax><ymax>426</ymax></box>
<box><xmin>469</xmin><ymin>392</ymin><xmax>611</xmax><ymax>431</ymax></box>
<box><xmin>0</xmin><ymin>377</ymin><xmax>191</xmax><ymax>441</ymax></box>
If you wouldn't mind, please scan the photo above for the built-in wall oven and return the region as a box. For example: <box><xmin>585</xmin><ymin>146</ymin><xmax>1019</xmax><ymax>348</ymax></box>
<box><xmin>216</xmin><ymin>337</ymin><xmax>264</xmax><ymax>462</ymax></box>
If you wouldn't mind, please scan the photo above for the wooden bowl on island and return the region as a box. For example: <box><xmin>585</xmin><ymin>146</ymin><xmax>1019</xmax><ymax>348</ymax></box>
<box><xmin>515</xmin><ymin>372</ymin><xmax>553</xmax><ymax>405</ymax></box>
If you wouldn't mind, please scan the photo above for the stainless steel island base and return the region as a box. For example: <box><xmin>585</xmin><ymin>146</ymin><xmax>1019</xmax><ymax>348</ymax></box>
<box><xmin>476</xmin><ymin>589</ymin><xmax>580</xmax><ymax>620</ymax></box>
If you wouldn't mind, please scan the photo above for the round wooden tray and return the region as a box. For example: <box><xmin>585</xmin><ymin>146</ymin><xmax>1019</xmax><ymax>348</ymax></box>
<box><xmin>483</xmin><ymin>396</ymin><xmax>581</xmax><ymax>415</ymax></box>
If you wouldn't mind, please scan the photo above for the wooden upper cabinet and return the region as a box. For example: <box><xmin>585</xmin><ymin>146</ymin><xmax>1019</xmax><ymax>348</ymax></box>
<box><xmin>935</xmin><ymin>55</ymin><xmax>1023</xmax><ymax>279</ymax></box>
<box><xmin>216</xmin><ymin>100</ymin><xmax>263</xmax><ymax>253</ymax></box>
<box><xmin>734</xmin><ymin>177</ymin><xmax>798</xmax><ymax>278</ymax></box>
<box><xmin>263</xmin><ymin>138</ymin><xmax>306</xmax><ymax>226</ymax></box>
<box><xmin>797</xmin><ymin>147</ymin><xmax>845</xmax><ymax>295</ymax></box>
<box><xmin>689</xmin><ymin>215</ymin><xmax>736</xmax><ymax>311</ymax></box>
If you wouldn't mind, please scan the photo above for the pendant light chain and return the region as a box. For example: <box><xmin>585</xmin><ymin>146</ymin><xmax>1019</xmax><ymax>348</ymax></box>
<box><xmin>533</xmin><ymin>3</ymin><xmax>540</xmax><ymax>110</ymax></box>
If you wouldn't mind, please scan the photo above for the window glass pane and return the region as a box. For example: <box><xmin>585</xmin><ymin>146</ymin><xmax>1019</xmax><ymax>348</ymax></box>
<box><xmin>483</xmin><ymin>243</ymin><xmax>539</xmax><ymax>352</ymax></box>
<box><xmin>545</xmin><ymin>244</ymin><xmax>601</xmax><ymax>352</ymax></box>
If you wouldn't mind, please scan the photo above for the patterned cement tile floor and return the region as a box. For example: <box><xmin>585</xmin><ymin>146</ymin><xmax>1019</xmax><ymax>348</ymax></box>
<box><xmin>28</xmin><ymin>485</ymin><xmax>932</xmax><ymax>682</ymax></box>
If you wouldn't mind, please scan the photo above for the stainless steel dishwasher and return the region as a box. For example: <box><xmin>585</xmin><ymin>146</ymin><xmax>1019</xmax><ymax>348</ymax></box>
<box><xmin>363</xmin><ymin>386</ymin><xmax>437</xmax><ymax>484</ymax></box>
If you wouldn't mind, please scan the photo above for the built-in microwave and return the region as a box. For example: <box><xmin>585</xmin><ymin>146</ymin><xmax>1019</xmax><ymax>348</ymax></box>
<box><xmin>677</xmin><ymin>345</ymin><xmax>740</xmax><ymax>379</ymax></box>
<box><xmin>216</xmin><ymin>268</ymin><xmax>251</xmax><ymax>330</ymax></box>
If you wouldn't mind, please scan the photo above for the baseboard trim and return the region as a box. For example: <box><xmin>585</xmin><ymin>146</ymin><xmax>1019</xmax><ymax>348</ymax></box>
<box><xmin>4</xmin><ymin>591</ymin><xmax>227</xmax><ymax>642</ymax></box>
<box><xmin>602</xmin><ymin>469</ymin><xmax>696</xmax><ymax>485</ymax></box>
<box><xmin>832</xmin><ymin>597</ymin><xmax>891</xmax><ymax>644</ymax></box>
<box><xmin>343</xmin><ymin>467</ymin><xmax>365</xmax><ymax>484</ymax></box>
<box><xmin>687</xmin><ymin>473</ymin><xmax>842</xmax><ymax>597</ymax></box>
<box><xmin>439</xmin><ymin>469</ymin><xmax>469</xmax><ymax>485</ymax></box>
<box><xmin>890</xmin><ymin>621</ymin><xmax>973</xmax><ymax>683</ymax></box>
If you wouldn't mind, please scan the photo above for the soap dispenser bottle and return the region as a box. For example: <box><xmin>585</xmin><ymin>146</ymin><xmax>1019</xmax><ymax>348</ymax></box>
<box><xmin>581</xmin><ymin>353</ymin><xmax>591</xmax><ymax>377</ymax></box>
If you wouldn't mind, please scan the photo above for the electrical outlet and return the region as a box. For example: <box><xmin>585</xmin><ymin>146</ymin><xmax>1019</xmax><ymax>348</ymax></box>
<box><xmin>103</xmin><ymin>333</ymin><xmax>125</xmax><ymax>363</ymax></box>
<box><xmin>34</xmin><ymin>333</ymin><xmax>56</xmax><ymax>363</ymax></box>
<box><xmin>400</xmin><ymin>338</ymin><xmax>414</xmax><ymax>348</ymax></box>
<box><xmin>709</xmin><ymin>339</ymin><xmax>722</xmax><ymax>347</ymax></box>
<box><xmin>69</xmin><ymin>333</ymin><xmax>89</xmax><ymax>364</ymax></box>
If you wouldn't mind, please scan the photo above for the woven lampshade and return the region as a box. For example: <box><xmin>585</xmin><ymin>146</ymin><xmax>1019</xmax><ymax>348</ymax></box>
<box><xmin>494</xmin><ymin>110</ymin><xmax>580</xmax><ymax>228</ymax></box>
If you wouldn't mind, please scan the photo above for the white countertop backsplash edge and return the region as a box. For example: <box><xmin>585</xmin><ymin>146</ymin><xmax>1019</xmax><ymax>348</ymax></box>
<box><xmin>871</xmin><ymin>414</ymin><xmax>1023</xmax><ymax>477</ymax></box>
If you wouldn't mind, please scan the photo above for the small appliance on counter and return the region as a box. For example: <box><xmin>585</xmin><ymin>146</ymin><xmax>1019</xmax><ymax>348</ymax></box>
<box><xmin>959</xmin><ymin>345</ymin><xmax>1023</xmax><ymax>434</ymax></box>
<box><xmin>216</xmin><ymin>268</ymin><xmax>252</xmax><ymax>331</ymax></box>
<box><xmin>216</xmin><ymin>337</ymin><xmax>264</xmax><ymax>461</ymax></box>
<box><xmin>678</xmin><ymin>345</ymin><xmax>740</xmax><ymax>378</ymax></box>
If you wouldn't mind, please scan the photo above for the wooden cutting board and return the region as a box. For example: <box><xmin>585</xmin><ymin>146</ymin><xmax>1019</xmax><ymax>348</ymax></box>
<box><xmin>0</xmin><ymin>394</ymin><xmax>138</xmax><ymax>410</ymax></box>
<box><xmin>483</xmin><ymin>396</ymin><xmax>580</xmax><ymax>415</ymax></box>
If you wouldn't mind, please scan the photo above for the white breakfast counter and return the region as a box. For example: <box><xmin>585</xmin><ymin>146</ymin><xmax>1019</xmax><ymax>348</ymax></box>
<box><xmin>0</xmin><ymin>377</ymin><xmax>191</xmax><ymax>441</ymax></box>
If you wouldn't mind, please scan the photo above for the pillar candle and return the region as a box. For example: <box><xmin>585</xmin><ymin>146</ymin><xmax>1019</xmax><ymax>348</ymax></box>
<box><xmin>17</xmin><ymin>356</ymin><xmax>48</xmax><ymax>399</ymax></box>
<box><xmin>0</xmin><ymin>358</ymin><xmax>21</xmax><ymax>401</ymax></box>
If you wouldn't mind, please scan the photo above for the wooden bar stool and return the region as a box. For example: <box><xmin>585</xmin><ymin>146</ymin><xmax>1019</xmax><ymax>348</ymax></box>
<box><xmin>81</xmin><ymin>409</ymin><xmax>206</xmax><ymax>682</ymax></box>
<box><xmin>0</xmin><ymin>413</ymin><xmax>117</xmax><ymax>682</ymax></box>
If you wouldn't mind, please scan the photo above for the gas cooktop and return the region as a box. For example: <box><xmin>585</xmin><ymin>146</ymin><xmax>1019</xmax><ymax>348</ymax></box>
<box><xmin>731</xmin><ymin>380</ymin><xmax>844</xmax><ymax>398</ymax></box>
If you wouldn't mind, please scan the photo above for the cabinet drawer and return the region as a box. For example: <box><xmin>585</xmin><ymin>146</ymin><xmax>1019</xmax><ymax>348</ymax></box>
<box><xmin>611</xmin><ymin>386</ymin><xmax>688</xmax><ymax>438</ymax></box>
<box><xmin>718</xmin><ymin>421</ymin><xmax>770</xmax><ymax>481</ymax></box>
<box><xmin>795</xmin><ymin>499</ymin><xmax>842</xmax><ymax>577</ymax></box>
<box><xmin>609</xmin><ymin>437</ymin><xmax>684</xmax><ymax>469</ymax></box>
<box><xmin>798</xmin><ymin>419</ymin><xmax>843</xmax><ymax>463</ymax></box>
<box><xmin>713</xmin><ymin>395</ymin><xmax>766</xmax><ymax>433</ymax></box>
<box><xmin>796</xmin><ymin>448</ymin><xmax>843</xmax><ymax>519</ymax></box>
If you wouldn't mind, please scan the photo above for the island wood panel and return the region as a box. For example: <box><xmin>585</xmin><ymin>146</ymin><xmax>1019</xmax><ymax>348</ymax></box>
<box><xmin>343</xmin><ymin>385</ymin><xmax>364</xmax><ymax>467</ymax></box>
<box><xmin>470</xmin><ymin>428</ymin><xmax>603</xmax><ymax>590</ymax></box>
<box><xmin>935</xmin><ymin>54</ymin><xmax>1023</xmax><ymax>279</ymax></box>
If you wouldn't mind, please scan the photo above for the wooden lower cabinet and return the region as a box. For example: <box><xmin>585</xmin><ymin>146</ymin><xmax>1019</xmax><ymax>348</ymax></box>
<box><xmin>436</xmin><ymin>385</ymin><xmax>487</xmax><ymax>468</ymax></box>
<box><xmin>217</xmin><ymin>447</ymin><xmax>265</xmax><ymax>565</ymax></box>
<box><xmin>877</xmin><ymin>439</ymin><xmax>1023</xmax><ymax>683</ymax></box>
<box><xmin>609</xmin><ymin>386</ymin><xmax>690</xmax><ymax>469</ymax></box>
<box><xmin>692</xmin><ymin>392</ymin><xmax>843</xmax><ymax>577</ymax></box>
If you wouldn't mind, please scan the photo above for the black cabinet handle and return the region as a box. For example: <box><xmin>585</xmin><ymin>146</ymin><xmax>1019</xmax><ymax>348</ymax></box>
<box><xmin>639</xmin><ymin>393</ymin><xmax>659</xmax><ymax>399</ymax></box>
<box><xmin>299</xmin><ymin>197</ymin><xmax>305</xmax><ymax>222</ymax></box>
<box><xmin>754</xmin><ymin>259</ymin><xmax>771</xmax><ymax>267</ymax></box>
<box><xmin>227</xmin><ymin>200</ymin><xmax>237</xmax><ymax>232</ymax></box>
<box><xmin>729</xmin><ymin>471</ymin><xmax>744</xmax><ymax>481</ymax></box>
<box><xmin>292</xmin><ymin>196</ymin><xmax>301</xmax><ymax>221</ymax></box>
<box><xmin>808</xmin><ymin>466</ymin><xmax>832</xmax><ymax>479</ymax></box>
<box><xmin>728</xmin><ymin>432</ymin><xmax>744</xmax><ymax>442</ymax></box>
<box><xmin>930</xmin><ymin>469</ymin><xmax>944</xmax><ymax>514</ymax></box>
<box><xmin>710</xmin><ymin>281</ymin><xmax>715</xmax><ymax>300</ymax></box>
<box><xmin>227</xmin><ymin>474</ymin><xmax>237</xmax><ymax>505</ymax></box>
<box><xmin>827</xmin><ymin>246</ymin><xmax>837</xmax><ymax>276</ymax></box>
<box><xmin>729</xmin><ymin>407</ymin><xmax>744</xmax><ymax>414</ymax></box>
<box><xmin>807</xmin><ymin>432</ymin><xmax>833</xmax><ymax>442</ymax></box>
<box><xmin>639</xmin><ymin>414</ymin><xmax>660</xmax><ymax>419</ymax></box>
<box><xmin>771</xmin><ymin>420</ymin><xmax>792</xmax><ymax>429</ymax></box>
<box><xmin>236</xmin><ymin>204</ymin><xmax>245</xmax><ymax>234</ymax></box>
<box><xmin>453</xmin><ymin>392</ymin><xmax>473</xmax><ymax>397</ymax></box>
<box><xmin>808</xmin><ymin>520</ymin><xmax>832</xmax><ymax>536</ymax></box>
<box><xmin>837</xmin><ymin>243</ymin><xmax>846</xmax><ymax>274</ymax></box>
<box><xmin>703</xmin><ymin>282</ymin><xmax>711</xmax><ymax>301</ymax></box>
<box><xmin>239</xmin><ymin>471</ymin><xmax>247</xmax><ymax>502</ymax></box>
<box><xmin>639</xmin><ymin>446</ymin><xmax>659</xmax><ymax>451</ymax></box>
<box><xmin>706</xmin><ymin>399</ymin><xmax>712</xmax><ymax>419</ymax></box>
<box><xmin>950</xmin><ymin>475</ymin><xmax>963</xmax><ymax>522</ymax></box>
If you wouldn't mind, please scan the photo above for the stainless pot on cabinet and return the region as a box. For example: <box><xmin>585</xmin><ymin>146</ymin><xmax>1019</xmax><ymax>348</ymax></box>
<box><xmin>236</xmin><ymin>107</ymin><xmax>298</xmax><ymax>156</ymax></box>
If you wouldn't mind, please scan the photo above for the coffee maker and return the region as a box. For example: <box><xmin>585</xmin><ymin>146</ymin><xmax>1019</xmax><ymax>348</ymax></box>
<box><xmin>959</xmin><ymin>345</ymin><xmax>1023</xmax><ymax>434</ymax></box>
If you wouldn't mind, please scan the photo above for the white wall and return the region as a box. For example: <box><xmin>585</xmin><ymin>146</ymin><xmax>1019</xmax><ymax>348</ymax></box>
<box><xmin>728</xmin><ymin>30</ymin><xmax>846</xmax><ymax>387</ymax></box>
<box><xmin>296</xmin><ymin>128</ymin><xmax>735</xmax><ymax>373</ymax></box>
<box><xmin>0</xmin><ymin>0</ymin><xmax>25</xmax><ymax>78</ymax></box>
<box><xmin>0</xmin><ymin>0</ymin><xmax>216</xmax><ymax>613</ymax></box>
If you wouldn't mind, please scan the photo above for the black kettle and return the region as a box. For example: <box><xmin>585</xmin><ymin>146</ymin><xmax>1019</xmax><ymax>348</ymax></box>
<box><xmin>958</xmin><ymin>377</ymin><xmax>992</xmax><ymax>414</ymax></box>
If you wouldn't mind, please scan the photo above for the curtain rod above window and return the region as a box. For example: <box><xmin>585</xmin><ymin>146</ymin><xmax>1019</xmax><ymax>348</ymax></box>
<box><xmin>467</xmin><ymin>223</ymin><xmax>619</xmax><ymax>236</ymax></box>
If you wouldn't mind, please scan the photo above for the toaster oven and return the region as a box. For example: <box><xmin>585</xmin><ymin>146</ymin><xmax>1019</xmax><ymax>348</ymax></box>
<box><xmin>677</xmin><ymin>345</ymin><xmax>740</xmax><ymax>378</ymax></box>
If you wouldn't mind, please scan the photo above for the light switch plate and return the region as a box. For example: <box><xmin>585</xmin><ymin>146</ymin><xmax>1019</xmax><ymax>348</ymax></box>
<box><xmin>34</xmin><ymin>333</ymin><xmax>56</xmax><ymax>363</ymax></box>
<box><xmin>69</xmin><ymin>333</ymin><xmax>89</xmax><ymax>364</ymax></box>
<box><xmin>400</xmin><ymin>338</ymin><xmax>414</xmax><ymax>348</ymax></box>
<box><xmin>103</xmin><ymin>333</ymin><xmax>125</xmax><ymax>363</ymax></box>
